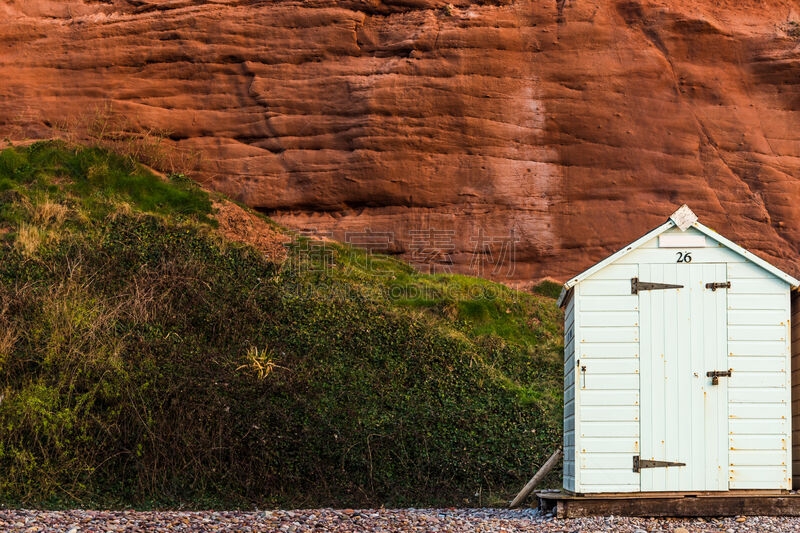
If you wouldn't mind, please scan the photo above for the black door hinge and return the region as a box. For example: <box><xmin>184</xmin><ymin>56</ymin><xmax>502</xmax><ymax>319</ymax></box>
<box><xmin>705</xmin><ymin>281</ymin><xmax>731</xmax><ymax>291</ymax></box>
<box><xmin>631</xmin><ymin>277</ymin><xmax>684</xmax><ymax>294</ymax></box>
<box><xmin>633</xmin><ymin>456</ymin><xmax>686</xmax><ymax>472</ymax></box>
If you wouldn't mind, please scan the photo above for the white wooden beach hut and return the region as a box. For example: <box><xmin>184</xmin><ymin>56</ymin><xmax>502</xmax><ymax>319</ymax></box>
<box><xmin>556</xmin><ymin>205</ymin><xmax>800</xmax><ymax>495</ymax></box>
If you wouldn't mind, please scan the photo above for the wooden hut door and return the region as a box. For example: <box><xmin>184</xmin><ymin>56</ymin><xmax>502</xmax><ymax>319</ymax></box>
<box><xmin>638</xmin><ymin>263</ymin><xmax>728</xmax><ymax>492</ymax></box>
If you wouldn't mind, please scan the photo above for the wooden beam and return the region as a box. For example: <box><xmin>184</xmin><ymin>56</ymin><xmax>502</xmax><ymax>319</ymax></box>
<box><xmin>509</xmin><ymin>447</ymin><xmax>561</xmax><ymax>509</ymax></box>
<box><xmin>536</xmin><ymin>492</ymin><xmax>800</xmax><ymax>518</ymax></box>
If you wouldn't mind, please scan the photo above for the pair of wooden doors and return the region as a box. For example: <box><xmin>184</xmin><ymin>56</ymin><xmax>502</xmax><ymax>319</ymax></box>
<box><xmin>637</xmin><ymin>263</ymin><xmax>728</xmax><ymax>492</ymax></box>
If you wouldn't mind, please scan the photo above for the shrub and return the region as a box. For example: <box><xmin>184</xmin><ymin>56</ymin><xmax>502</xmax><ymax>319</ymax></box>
<box><xmin>0</xmin><ymin>141</ymin><xmax>563</xmax><ymax>509</ymax></box>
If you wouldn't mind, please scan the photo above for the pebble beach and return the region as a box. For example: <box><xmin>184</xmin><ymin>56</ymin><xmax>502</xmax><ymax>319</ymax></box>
<box><xmin>3</xmin><ymin>508</ymin><xmax>800</xmax><ymax>532</ymax></box>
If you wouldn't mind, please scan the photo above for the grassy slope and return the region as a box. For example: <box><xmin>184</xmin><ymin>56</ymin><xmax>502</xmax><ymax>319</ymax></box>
<box><xmin>0</xmin><ymin>141</ymin><xmax>563</xmax><ymax>509</ymax></box>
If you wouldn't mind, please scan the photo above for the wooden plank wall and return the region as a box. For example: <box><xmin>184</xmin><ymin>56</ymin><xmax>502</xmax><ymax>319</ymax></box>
<box><xmin>792</xmin><ymin>291</ymin><xmax>800</xmax><ymax>489</ymax></box>
<box><xmin>727</xmin><ymin>262</ymin><xmax>791</xmax><ymax>490</ymax></box>
<box><xmin>575</xmin><ymin>264</ymin><xmax>641</xmax><ymax>493</ymax></box>
<box><xmin>563</xmin><ymin>293</ymin><xmax>576</xmax><ymax>492</ymax></box>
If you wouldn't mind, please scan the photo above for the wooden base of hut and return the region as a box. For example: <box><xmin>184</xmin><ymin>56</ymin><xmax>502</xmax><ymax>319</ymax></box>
<box><xmin>536</xmin><ymin>490</ymin><xmax>800</xmax><ymax>518</ymax></box>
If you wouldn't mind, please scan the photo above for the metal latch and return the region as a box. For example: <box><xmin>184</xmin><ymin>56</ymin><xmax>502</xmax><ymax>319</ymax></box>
<box><xmin>706</xmin><ymin>370</ymin><xmax>732</xmax><ymax>385</ymax></box>
<box><xmin>705</xmin><ymin>281</ymin><xmax>731</xmax><ymax>291</ymax></box>
<box><xmin>633</xmin><ymin>456</ymin><xmax>686</xmax><ymax>472</ymax></box>
<box><xmin>631</xmin><ymin>278</ymin><xmax>684</xmax><ymax>294</ymax></box>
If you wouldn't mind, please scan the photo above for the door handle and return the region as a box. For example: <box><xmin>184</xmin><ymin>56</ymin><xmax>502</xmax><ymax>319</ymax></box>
<box><xmin>706</xmin><ymin>370</ymin><xmax>731</xmax><ymax>385</ymax></box>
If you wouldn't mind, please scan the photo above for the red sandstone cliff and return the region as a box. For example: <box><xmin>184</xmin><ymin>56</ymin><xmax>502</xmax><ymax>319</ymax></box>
<box><xmin>3</xmin><ymin>0</ymin><xmax>800</xmax><ymax>284</ymax></box>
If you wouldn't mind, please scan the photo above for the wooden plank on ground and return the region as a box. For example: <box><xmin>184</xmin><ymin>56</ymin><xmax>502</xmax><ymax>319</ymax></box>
<box><xmin>536</xmin><ymin>492</ymin><xmax>800</xmax><ymax>518</ymax></box>
<box><xmin>508</xmin><ymin>448</ymin><xmax>561</xmax><ymax>509</ymax></box>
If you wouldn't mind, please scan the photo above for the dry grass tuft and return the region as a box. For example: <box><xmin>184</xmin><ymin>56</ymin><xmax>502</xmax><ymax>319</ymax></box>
<box><xmin>0</xmin><ymin>327</ymin><xmax>17</xmax><ymax>367</ymax></box>
<box><xmin>31</xmin><ymin>200</ymin><xmax>69</xmax><ymax>226</ymax></box>
<box><xmin>14</xmin><ymin>223</ymin><xmax>48</xmax><ymax>257</ymax></box>
<box><xmin>41</xmin><ymin>276</ymin><xmax>126</xmax><ymax>369</ymax></box>
<box><xmin>106</xmin><ymin>200</ymin><xmax>135</xmax><ymax>221</ymax></box>
<box><xmin>53</xmin><ymin>101</ymin><xmax>202</xmax><ymax>177</ymax></box>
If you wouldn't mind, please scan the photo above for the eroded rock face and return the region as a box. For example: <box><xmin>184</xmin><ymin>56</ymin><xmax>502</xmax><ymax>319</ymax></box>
<box><xmin>3</xmin><ymin>0</ymin><xmax>800</xmax><ymax>284</ymax></box>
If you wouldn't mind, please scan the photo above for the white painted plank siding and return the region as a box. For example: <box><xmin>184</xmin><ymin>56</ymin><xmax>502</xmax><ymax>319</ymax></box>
<box><xmin>575</xmin><ymin>264</ymin><xmax>640</xmax><ymax>494</ymax></box>
<box><xmin>563</xmin><ymin>294</ymin><xmax>576</xmax><ymax>492</ymax></box>
<box><xmin>726</xmin><ymin>262</ymin><xmax>791</xmax><ymax>490</ymax></box>
<box><xmin>793</xmin><ymin>293</ymin><xmax>800</xmax><ymax>489</ymax></box>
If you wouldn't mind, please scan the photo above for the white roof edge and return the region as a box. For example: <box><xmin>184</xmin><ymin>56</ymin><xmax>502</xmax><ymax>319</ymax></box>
<box><xmin>555</xmin><ymin>219</ymin><xmax>675</xmax><ymax>307</ymax></box>
<box><xmin>692</xmin><ymin>222</ymin><xmax>800</xmax><ymax>287</ymax></box>
<box><xmin>555</xmin><ymin>211</ymin><xmax>799</xmax><ymax>308</ymax></box>
<box><xmin>555</xmin><ymin>220</ymin><xmax>676</xmax><ymax>307</ymax></box>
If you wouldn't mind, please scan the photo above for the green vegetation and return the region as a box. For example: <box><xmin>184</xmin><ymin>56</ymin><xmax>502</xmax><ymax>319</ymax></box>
<box><xmin>788</xmin><ymin>20</ymin><xmax>800</xmax><ymax>38</ymax></box>
<box><xmin>0</xmin><ymin>141</ymin><xmax>563</xmax><ymax>509</ymax></box>
<box><xmin>530</xmin><ymin>279</ymin><xmax>563</xmax><ymax>300</ymax></box>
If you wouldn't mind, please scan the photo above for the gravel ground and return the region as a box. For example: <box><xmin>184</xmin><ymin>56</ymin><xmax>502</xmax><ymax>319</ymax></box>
<box><xmin>3</xmin><ymin>508</ymin><xmax>800</xmax><ymax>532</ymax></box>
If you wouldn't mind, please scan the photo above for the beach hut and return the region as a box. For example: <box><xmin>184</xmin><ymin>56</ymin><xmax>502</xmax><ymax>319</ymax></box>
<box><xmin>556</xmin><ymin>205</ymin><xmax>799</xmax><ymax>494</ymax></box>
